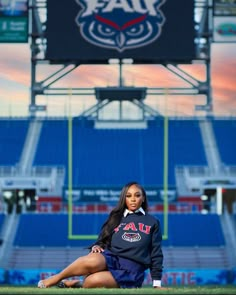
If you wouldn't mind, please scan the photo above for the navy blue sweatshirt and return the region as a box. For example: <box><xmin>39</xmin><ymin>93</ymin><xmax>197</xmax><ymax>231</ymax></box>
<box><xmin>109</xmin><ymin>211</ymin><xmax>163</xmax><ymax>280</ymax></box>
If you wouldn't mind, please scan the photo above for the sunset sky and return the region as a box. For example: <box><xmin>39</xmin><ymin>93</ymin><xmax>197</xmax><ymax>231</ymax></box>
<box><xmin>0</xmin><ymin>42</ymin><xmax>235</xmax><ymax>117</ymax></box>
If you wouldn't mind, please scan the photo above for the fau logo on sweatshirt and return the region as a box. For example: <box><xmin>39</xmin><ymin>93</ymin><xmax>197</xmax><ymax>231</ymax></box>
<box><xmin>114</xmin><ymin>221</ymin><xmax>151</xmax><ymax>242</ymax></box>
<box><xmin>75</xmin><ymin>0</ymin><xmax>166</xmax><ymax>52</ymax></box>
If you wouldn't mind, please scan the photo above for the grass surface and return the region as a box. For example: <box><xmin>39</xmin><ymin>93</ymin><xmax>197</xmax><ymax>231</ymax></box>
<box><xmin>0</xmin><ymin>286</ymin><xmax>235</xmax><ymax>294</ymax></box>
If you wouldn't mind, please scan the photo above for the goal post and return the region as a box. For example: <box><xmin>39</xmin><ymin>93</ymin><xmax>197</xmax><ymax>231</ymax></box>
<box><xmin>67</xmin><ymin>108</ymin><xmax>98</xmax><ymax>240</ymax></box>
<box><xmin>67</xmin><ymin>113</ymin><xmax>168</xmax><ymax>240</ymax></box>
<box><xmin>162</xmin><ymin>112</ymin><xmax>169</xmax><ymax>240</ymax></box>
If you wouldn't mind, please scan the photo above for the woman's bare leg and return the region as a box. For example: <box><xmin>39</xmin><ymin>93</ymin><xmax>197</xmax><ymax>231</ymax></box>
<box><xmin>83</xmin><ymin>271</ymin><xmax>119</xmax><ymax>288</ymax></box>
<box><xmin>38</xmin><ymin>253</ymin><xmax>107</xmax><ymax>288</ymax></box>
<box><xmin>57</xmin><ymin>271</ymin><xmax>119</xmax><ymax>289</ymax></box>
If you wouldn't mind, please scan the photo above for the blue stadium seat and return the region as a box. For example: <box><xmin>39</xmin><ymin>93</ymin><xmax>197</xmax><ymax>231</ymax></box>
<box><xmin>13</xmin><ymin>213</ymin><xmax>108</xmax><ymax>247</ymax></box>
<box><xmin>0</xmin><ymin>119</ymin><xmax>29</xmax><ymax>165</ymax></box>
<box><xmin>156</xmin><ymin>213</ymin><xmax>225</xmax><ymax>247</ymax></box>
<box><xmin>212</xmin><ymin>119</ymin><xmax>236</xmax><ymax>165</ymax></box>
<box><xmin>33</xmin><ymin>117</ymin><xmax>207</xmax><ymax>188</ymax></box>
<box><xmin>14</xmin><ymin>212</ymin><xmax>225</xmax><ymax>247</ymax></box>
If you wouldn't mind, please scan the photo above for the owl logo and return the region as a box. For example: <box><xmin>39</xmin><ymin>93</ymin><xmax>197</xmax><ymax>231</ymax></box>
<box><xmin>122</xmin><ymin>232</ymin><xmax>141</xmax><ymax>242</ymax></box>
<box><xmin>75</xmin><ymin>0</ymin><xmax>166</xmax><ymax>52</ymax></box>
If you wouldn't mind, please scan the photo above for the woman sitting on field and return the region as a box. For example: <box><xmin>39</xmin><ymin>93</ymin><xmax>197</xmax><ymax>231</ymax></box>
<box><xmin>38</xmin><ymin>181</ymin><xmax>165</xmax><ymax>289</ymax></box>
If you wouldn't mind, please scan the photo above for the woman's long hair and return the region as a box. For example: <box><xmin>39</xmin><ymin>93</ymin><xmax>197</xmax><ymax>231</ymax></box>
<box><xmin>93</xmin><ymin>181</ymin><xmax>149</xmax><ymax>249</ymax></box>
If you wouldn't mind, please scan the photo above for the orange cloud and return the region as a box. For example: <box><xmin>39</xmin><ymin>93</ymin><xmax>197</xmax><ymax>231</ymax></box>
<box><xmin>0</xmin><ymin>43</ymin><xmax>235</xmax><ymax>116</ymax></box>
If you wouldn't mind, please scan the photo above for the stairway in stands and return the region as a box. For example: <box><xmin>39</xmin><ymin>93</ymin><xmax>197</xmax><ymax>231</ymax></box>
<box><xmin>0</xmin><ymin>212</ymin><xmax>20</xmax><ymax>268</ymax></box>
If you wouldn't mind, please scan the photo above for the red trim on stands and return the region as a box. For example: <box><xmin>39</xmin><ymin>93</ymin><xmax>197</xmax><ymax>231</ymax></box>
<box><xmin>36</xmin><ymin>196</ymin><xmax>62</xmax><ymax>212</ymax></box>
<box><xmin>35</xmin><ymin>196</ymin><xmax>204</xmax><ymax>213</ymax></box>
<box><xmin>178</xmin><ymin>196</ymin><xmax>202</xmax><ymax>202</ymax></box>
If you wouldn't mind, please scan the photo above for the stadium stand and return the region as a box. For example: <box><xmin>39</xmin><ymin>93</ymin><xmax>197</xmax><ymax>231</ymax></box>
<box><xmin>0</xmin><ymin>119</ymin><xmax>29</xmax><ymax>165</ymax></box>
<box><xmin>3</xmin><ymin>212</ymin><xmax>231</xmax><ymax>270</ymax></box>
<box><xmin>7</xmin><ymin>245</ymin><xmax>231</xmax><ymax>270</ymax></box>
<box><xmin>211</xmin><ymin>118</ymin><xmax>236</xmax><ymax>165</ymax></box>
<box><xmin>12</xmin><ymin>213</ymin><xmax>225</xmax><ymax>248</ymax></box>
<box><xmin>0</xmin><ymin>214</ymin><xmax>5</xmax><ymax>244</ymax></box>
<box><xmin>0</xmin><ymin>214</ymin><xmax>4</xmax><ymax>228</ymax></box>
<box><xmin>33</xmin><ymin>117</ymin><xmax>207</xmax><ymax>187</ymax></box>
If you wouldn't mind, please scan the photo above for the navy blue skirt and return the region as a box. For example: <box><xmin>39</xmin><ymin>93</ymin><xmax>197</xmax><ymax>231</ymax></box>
<box><xmin>101</xmin><ymin>249</ymin><xmax>146</xmax><ymax>288</ymax></box>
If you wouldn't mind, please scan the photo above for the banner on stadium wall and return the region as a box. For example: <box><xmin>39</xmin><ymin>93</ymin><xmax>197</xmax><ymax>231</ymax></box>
<box><xmin>63</xmin><ymin>187</ymin><xmax>177</xmax><ymax>203</ymax></box>
<box><xmin>5</xmin><ymin>268</ymin><xmax>236</xmax><ymax>286</ymax></box>
<box><xmin>7</xmin><ymin>269</ymin><xmax>57</xmax><ymax>286</ymax></box>
<box><xmin>45</xmin><ymin>0</ymin><xmax>195</xmax><ymax>63</ymax></box>
<box><xmin>158</xmin><ymin>269</ymin><xmax>230</xmax><ymax>286</ymax></box>
<box><xmin>213</xmin><ymin>17</ymin><xmax>236</xmax><ymax>42</ymax></box>
<box><xmin>0</xmin><ymin>0</ymin><xmax>28</xmax><ymax>43</ymax></box>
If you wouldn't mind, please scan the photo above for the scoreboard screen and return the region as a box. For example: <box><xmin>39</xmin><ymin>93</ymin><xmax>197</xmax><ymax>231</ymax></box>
<box><xmin>45</xmin><ymin>0</ymin><xmax>196</xmax><ymax>64</ymax></box>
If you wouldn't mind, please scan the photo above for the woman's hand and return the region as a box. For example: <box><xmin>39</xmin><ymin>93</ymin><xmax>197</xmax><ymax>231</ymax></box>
<box><xmin>91</xmin><ymin>245</ymin><xmax>104</xmax><ymax>253</ymax></box>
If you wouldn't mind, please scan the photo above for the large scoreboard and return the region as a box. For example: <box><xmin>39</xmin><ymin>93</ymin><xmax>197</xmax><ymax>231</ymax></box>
<box><xmin>45</xmin><ymin>0</ymin><xmax>196</xmax><ymax>64</ymax></box>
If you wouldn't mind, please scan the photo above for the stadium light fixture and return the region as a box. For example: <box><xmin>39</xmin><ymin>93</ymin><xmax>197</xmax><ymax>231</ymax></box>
<box><xmin>122</xmin><ymin>58</ymin><xmax>134</xmax><ymax>64</ymax></box>
<box><xmin>108</xmin><ymin>58</ymin><xmax>120</xmax><ymax>64</ymax></box>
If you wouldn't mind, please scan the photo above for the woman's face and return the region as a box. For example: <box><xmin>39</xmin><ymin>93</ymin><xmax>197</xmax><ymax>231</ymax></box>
<box><xmin>125</xmin><ymin>184</ymin><xmax>144</xmax><ymax>212</ymax></box>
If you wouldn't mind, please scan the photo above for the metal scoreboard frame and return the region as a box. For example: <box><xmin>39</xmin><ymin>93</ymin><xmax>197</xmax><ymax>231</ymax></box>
<box><xmin>28</xmin><ymin>0</ymin><xmax>216</xmax><ymax>116</ymax></box>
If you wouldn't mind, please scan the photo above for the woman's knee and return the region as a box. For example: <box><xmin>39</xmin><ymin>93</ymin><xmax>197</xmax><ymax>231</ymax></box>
<box><xmin>86</xmin><ymin>253</ymin><xmax>106</xmax><ymax>271</ymax></box>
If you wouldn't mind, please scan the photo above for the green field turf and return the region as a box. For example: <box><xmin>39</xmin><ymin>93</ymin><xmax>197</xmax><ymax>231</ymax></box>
<box><xmin>0</xmin><ymin>286</ymin><xmax>236</xmax><ymax>294</ymax></box>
